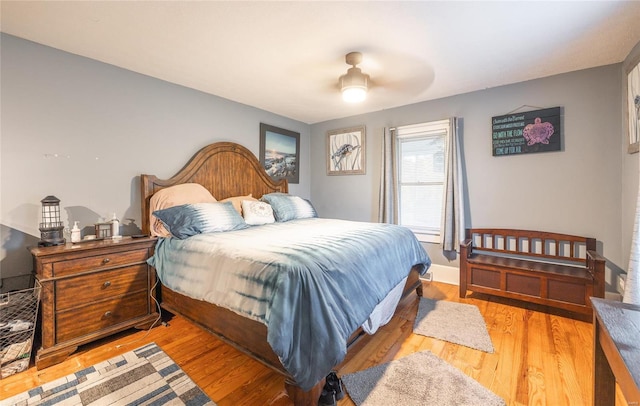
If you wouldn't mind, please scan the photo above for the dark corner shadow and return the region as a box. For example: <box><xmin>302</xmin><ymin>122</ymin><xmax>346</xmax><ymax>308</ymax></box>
<box><xmin>0</xmin><ymin>224</ymin><xmax>40</xmax><ymax>292</ymax></box>
<box><xmin>596</xmin><ymin>240</ymin><xmax>625</xmax><ymax>297</ymax></box>
<box><xmin>123</xmin><ymin>176</ymin><xmax>143</xmax><ymax>236</ymax></box>
<box><xmin>604</xmin><ymin>257</ymin><xmax>625</xmax><ymax>297</ymax></box>
<box><xmin>65</xmin><ymin>203</ymin><xmax>142</xmax><ymax>238</ymax></box>
<box><xmin>65</xmin><ymin>206</ymin><xmax>103</xmax><ymax>237</ymax></box>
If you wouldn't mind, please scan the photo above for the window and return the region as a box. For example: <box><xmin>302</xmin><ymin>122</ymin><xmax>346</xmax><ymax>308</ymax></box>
<box><xmin>396</xmin><ymin>120</ymin><xmax>450</xmax><ymax>241</ymax></box>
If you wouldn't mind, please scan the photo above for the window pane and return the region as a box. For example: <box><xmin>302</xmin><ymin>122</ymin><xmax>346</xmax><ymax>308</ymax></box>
<box><xmin>399</xmin><ymin>137</ymin><xmax>445</xmax><ymax>183</ymax></box>
<box><xmin>399</xmin><ymin>184</ymin><xmax>443</xmax><ymax>230</ymax></box>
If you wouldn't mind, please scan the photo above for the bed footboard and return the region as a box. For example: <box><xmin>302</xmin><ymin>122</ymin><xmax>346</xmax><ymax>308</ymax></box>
<box><xmin>157</xmin><ymin>265</ymin><xmax>424</xmax><ymax>405</ymax></box>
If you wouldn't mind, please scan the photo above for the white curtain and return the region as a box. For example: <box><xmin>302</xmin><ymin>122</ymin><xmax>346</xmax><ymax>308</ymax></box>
<box><xmin>378</xmin><ymin>119</ymin><xmax>465</xmax><ymax>256</ymax></box>
<box><xmin>378</xmin><ymin>127</ymin><xmax>398</xmax><ymax>224</ymax></box>
<box><xmin>441</xmin><ymin>117</ymin><xmax>465</xmax><ymax>253</ymax></box>
<box><xmin>625</xmin><ymin>179</ymin><xmax>640</xmax><ymax>304</ymax></box>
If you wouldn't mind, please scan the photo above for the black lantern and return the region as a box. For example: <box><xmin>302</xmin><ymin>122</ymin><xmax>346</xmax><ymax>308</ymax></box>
<box><xmin>38</xmin><ymin>195</ymin><xmax>65</xmax><ymax>246</ymax></box>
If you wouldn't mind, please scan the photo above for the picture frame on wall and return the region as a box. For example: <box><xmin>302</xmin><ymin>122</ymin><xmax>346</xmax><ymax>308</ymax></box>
<box><xmin>627</xmin><ymin>56</ymin><xmax>640</xmax><ymax>154</ymax></box>
<box><xmin>326</xmin><ymin>126</ymin><xmax>366</xmax><ymax>175</ymax></box>
<box><xmin>259</xmin><ymin>123</ymin><xmax>300</xmax><ymax>184</ymax></box>
<box><xmin>491</xmin><ymin>107</ymin><xmax>562</xmax><ymax>157</ymax></box>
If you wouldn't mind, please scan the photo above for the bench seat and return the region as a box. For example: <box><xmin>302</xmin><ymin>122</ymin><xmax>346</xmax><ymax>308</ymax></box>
<box><xmin>460</xmin><ymin>229</ymin><xmax>606</xmax><ymax>317</ymax></box>
<box><xmin>467</xmin><ymin>254</ymin><xmax>593</xmax><ymax>280</ymax></box>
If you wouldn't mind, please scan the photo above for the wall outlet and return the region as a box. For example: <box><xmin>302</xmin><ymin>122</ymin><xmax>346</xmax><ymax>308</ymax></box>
<box><xmin>618</xmin><ymin>274</ymin><xmax>626</xmax><ymax>293</ymax></box>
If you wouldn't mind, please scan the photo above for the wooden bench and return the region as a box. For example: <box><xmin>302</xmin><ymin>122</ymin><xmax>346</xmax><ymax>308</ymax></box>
<box><xmin>459</xmin><ymin>228</ymin><xmax>606</xmax><ymax>316</ymax></box>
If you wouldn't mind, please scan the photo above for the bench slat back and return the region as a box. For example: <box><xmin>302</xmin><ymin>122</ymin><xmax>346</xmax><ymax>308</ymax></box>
<box><xmin>467</xmin><ymin>228</ymin><xmax>595</xmax><ymax>265</ymax></box>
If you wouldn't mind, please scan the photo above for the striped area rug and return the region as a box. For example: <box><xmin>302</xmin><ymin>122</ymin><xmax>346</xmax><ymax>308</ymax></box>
<box><xmin>4</xmin><ymin>343</ymin><xmax>216</xmax><ymax>405</ymax></box>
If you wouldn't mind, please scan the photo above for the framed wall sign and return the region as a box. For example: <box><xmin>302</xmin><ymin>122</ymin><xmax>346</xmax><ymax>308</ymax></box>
<box><xmin>627</xmin><ymin>56</ymin><xmax>640</xmax><ymax>154</ymax></box>
<box><xmin>491</xmin><ymin>107</ymin><xmax>562</xmax><ymax>157</ymax></box>
<box><xmin>259</xmin><ymin>123</ymin><xmax>300</xmax><ymax>184</ymax></box>
<box><xmin>326</xmin><ymin>126</ymin><xmax>366</xmax><ymax>175</ymax></box>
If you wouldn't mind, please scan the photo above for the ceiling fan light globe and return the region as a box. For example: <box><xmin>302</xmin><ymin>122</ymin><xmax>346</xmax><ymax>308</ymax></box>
<box><xmin>342</xmin><ymin>86</ymin><xmax>367</xmax><ymax>103</ymax></box>
<box><xmin>338</xmin><ymin>53</ymin><xmax>370</xmax><ymax>103</ymax></box>
<box><xmin>339</xmin><ymin>68</ymin><xmax>369</xmax><ymax>103</ymax></box>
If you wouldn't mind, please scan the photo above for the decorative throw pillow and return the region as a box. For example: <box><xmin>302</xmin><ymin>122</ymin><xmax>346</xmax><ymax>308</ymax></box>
<box><xmin>149</xmin><ymin>183</ymin><xmax>217</xmax><ymax>237</ymax></box>
<box><xmin>242</xmin><ymin>200</ymin><xmax>276</xmax><ymax>225</ymax></box>
<box><xmin>152</xmin><ymin>201</ymin><xmax>247</xmax><ymax>239</ymax></box>
<box><xmin>220</xmin><ymin>194</ymin><xmax>257</xmax><ymax>215</ymax></box>
<box><xmin>260</xmin><ymin>193</ymin><xmax>317</xmax><ymax>222</ymax></box>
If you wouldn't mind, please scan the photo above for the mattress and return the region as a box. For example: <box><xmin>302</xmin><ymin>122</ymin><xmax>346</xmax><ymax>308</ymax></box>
<box><xmin>149</xmin><ymin>217</ymin><xmax>430</xmax><ymax>390</ymax></box>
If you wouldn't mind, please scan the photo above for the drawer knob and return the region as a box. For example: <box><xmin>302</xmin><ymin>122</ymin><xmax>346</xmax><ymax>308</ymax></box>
<box><xmin>102</xmin><ymin>258</ymin><xmax>111</xmax><ymax>264</ymax></box>
<box><xmin>104</xmin><ymin>311</ymin><xmax>112</xmax><ymax>318</ymax></box>
<box><xmin>103</xmin><ymin>281</ymin><xmax>111</xmax><ymax>288</ymax></box>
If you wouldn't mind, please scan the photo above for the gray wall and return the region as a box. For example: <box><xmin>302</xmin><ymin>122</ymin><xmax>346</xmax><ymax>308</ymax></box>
<box><xmin>0</xmin><ymin>34</ymin><xmax>310</xmax><ymax>289</ymax></box>
<box><xmin>310</xmin><ymin>64</ymin><xmax>624</xmax><ymax>291</ymax></box>
<box><xmin>621</xmin><ymin>40</ymin><xmax>640</xmax><ymax>290</ymax></box>
<box><xmin>3</xmin><ymin>32</ymin><xmax>638</xmax><ymax>296</ymax></box>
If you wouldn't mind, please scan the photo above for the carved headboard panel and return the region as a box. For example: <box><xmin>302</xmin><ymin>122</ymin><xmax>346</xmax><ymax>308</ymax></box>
<box><xmin>140</xmin><ymin>142</ymin><xmax>287</xmax><ymax>235</ymax></box>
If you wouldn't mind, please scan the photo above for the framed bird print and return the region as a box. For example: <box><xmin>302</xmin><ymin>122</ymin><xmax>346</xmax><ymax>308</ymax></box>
<box><xmin>326</xmin><ymin>126</ymin><xmax>366</xmax><ymax>175</ymax></box>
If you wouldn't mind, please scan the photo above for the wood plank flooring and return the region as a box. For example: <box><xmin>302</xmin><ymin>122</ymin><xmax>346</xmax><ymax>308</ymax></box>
<box><xmin>0</xmin><ymin>281</ymin><xmax>628</xmax><ymax>405</ymax></box>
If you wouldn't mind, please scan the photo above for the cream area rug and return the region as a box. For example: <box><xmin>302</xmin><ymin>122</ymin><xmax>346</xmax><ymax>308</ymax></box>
<box><xmin>4</xmin><ymin>342</ymin><xmax>215</xmax><ymax>405</ymax></box>
<box><xmin>413</xmin><ymin>298</ymin><xmax>494</xmax><ymax>353</ymax></box>
<box><xmin>342</xmin><ymin>351</ymin><xmax>505</xmax><ymax>406</ymax></box>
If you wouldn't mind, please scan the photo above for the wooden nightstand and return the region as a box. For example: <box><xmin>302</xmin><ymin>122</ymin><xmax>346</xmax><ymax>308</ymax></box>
<box><xmin>29</xmin><ymin>236</ymin><xmax>159</xmax><ymax>369</ymax></box>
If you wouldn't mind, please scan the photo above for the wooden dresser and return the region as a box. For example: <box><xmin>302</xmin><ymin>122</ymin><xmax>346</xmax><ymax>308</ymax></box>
<box><xmin>29</xmin><ymin>237</ymin><xmax>159</xmax><ymax>369</ymax></box>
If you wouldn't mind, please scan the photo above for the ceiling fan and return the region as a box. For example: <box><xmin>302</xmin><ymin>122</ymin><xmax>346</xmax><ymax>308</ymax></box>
<box><xmin>338</xmin><ymin>52</ymin><xmax>370</xmax><ymax>103</ymax></box>
<box><xmin>329</xmin><ymin>50</ymin><xmax>434</xmax><ymax>103</ymax></box>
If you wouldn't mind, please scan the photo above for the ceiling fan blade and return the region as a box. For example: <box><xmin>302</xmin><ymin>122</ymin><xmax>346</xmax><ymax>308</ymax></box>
<box><xmin>368</xmin><ymin>68</ymin><xmax>435</xmax><ymax>97</ymax></box>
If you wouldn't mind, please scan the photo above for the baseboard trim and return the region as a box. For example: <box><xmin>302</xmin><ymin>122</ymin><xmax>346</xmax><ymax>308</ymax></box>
<box><xmin>420</xmin><ymin>263</ymin><xmax>459</xmax><ymax>285</ymax></box>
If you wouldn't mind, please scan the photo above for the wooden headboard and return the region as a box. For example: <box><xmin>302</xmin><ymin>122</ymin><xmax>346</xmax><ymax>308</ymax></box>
<box><xmin>140</xmin><ymin>142</ymin><xmax>288</xmax><ymax>235</ymax></box>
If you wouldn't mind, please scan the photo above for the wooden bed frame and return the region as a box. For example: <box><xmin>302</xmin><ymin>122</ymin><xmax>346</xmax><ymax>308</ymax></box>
<box><xmin>140</xmin><ymin>141</ymin><xmax>423</xmax><ymax>405</ymax></box>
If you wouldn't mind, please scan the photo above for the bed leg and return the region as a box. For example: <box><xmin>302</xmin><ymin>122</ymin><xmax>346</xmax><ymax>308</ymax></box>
<box><xmin>285</xmin><ymin>378</ymin><xmax>325</xmax><ymax>406</ymax></box>
<box><xmin>416</xmin><ymin>283</ymin><xmax>423</xmax><ymax>297</ymax></box>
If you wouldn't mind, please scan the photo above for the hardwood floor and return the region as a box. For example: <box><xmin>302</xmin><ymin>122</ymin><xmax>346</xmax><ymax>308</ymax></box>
<box><xmin>0</xmin><ymin>281</ymin><xmax>628</xmax><ymax>405</ymax></box>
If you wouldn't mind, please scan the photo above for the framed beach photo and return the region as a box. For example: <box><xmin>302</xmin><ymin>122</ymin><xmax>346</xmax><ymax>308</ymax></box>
<box><xmin>627</xmin><ymin>56</ymin><xmax>640</xmax><ymax>154</ymax></box>
<box><xmin>259</xmin><ymin>123</ymin><xmax>300</xmax><ymax>184</ymax></box>
<box><xmin>326</xmin><ymin>126</ymin><xmax>366</xmax><ymax>175</ymax></box>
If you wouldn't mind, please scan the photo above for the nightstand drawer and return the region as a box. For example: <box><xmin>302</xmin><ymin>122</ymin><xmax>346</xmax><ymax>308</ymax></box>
<box><xmin>55</xmin><ymin>265</ymin><xmax>148</xmax><ymax>311</ymax></box>
<box><xmin>55</xmin><ymin>291</ymin><xmax>149</xmax><ymax>343</ymax></box>
<box><xmin>31</xmin><ymin>237</ymin><xmax>158</xmax><ymax>368</ymax></box>
<box><xmin>53</xmin><ymin>248</ymin><xmax>149</xmax><ymax>277</ymax></box>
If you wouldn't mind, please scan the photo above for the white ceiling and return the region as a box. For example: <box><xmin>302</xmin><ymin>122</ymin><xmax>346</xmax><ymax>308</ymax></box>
<box><xmin>2</xmin><ymin>1</ymin><xmax>640</xmax><ymax>124</ymax></box>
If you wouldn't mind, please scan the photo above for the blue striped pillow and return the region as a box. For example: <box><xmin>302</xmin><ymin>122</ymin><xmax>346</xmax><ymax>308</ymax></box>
<box><xmin>152</xmin><ymin>201</ymin><xmax>247</xmax><ymax>239</ymax></box>
<box><xmin>260</xmin><ymin>193</ymin><xmax>317</xmax><ymax>222</ymax></box>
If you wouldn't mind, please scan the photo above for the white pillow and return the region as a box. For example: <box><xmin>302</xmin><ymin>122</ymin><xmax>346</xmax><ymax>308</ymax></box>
<box><xmin>242</xmin><ymin>200</ymin><xmax>276</xmax><ymax>225</ymax></box>
<box><xmin>220</xmin><ymin>194</ymin><xmax>257</xmax><ymax>215</ymax></box>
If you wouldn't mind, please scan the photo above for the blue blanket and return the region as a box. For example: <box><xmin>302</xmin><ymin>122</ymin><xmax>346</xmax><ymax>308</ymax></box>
<box><xmin>149</xmin><ymin>218</ymin><xmax>430</xmax><ymax>390</ymax></box>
